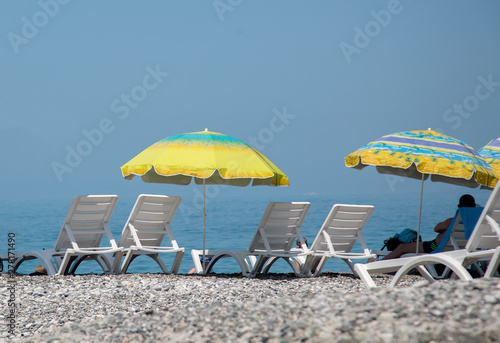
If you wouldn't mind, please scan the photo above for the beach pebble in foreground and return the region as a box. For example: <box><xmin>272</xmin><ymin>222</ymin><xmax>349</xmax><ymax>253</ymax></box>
<box><xmin>2</xmin><ymin>273</ymin><xmax>500</xmax><ymax>343</ymax></box>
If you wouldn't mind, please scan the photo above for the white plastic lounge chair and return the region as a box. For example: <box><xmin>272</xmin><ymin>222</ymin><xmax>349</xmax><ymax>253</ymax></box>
<box><xmin>3</xmin><ymin>195</ymin><xmax>122</xmax><ymax>275</ymax></box>
<box><xmin>354</xmin><ymin>182</ymin><xmax>500</xmax><ymax>288</ymax></box>
<box><xmin>300</xmin><ymin>204</ymin><xmax>377</xmax><ymax>277</ymax></box>
<box><xmin>113</xmin><ymin>194</ymin><xmax>185</xmax><ymax>274</ymax></box>
<box><xmin>190</xmin><ymin>202</ymin><xmax>311</xmax><ymax>277</ymax></box>
<box><xmin>261</xmin><ymin>204</ymin><xmax>376</xmax><ymax>276</ymax></box>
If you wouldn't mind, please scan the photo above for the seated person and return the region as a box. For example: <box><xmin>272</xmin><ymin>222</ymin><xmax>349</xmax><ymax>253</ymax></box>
<box><xmin>30</xmin><ymin>265</ymin><xmax>48</xmax><ymax>276</ymax></box>
<box><xmin>296</xmin><ymin>237</ymin><xmax>323</xmax><ymax>273</ymax></box>
<box><xmin>382</xmin><ymin>194</ymin><xmax>476</xmax><ymax>260</ymax></box>
<box><xmin>296</xmin><ymin>237</ymin><xmax>308</xmax><ymax>249</ymax></box>
<box><xmin>296</xmin><ymin>237</ymin><xmax>309</xmax><ymax>270</ymax></box>
<box><xmin>188</xmin><ymin>257</ymin><xmax>212</xmax><ymax>274</ymax></box>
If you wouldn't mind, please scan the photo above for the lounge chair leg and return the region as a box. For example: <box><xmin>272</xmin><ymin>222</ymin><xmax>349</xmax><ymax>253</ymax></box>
<box><xmin>262</xmin><ymin>257</ymin><xmax>279</xmax><ymax>274</ymax></box>
<box><xmin>287</xmin><ymin>258</ymin><xmax>303</xmax><ymax>277</ymax></box>
<box><xmin>149</xmin><ymin>254</ymin><xmax>169</xmax><ymax>273</ymax></box>
<box><xmin>112</xmin><ymin>251</ymin><xmax>124</xmax><ymax>274</ymax></box>
<box><xmin>68</xmin><ymin>256</ymin><xmax>86</xmax><ymax>275</ymax></box>
<box><xmin>390</xmin><ymin>255</ymin><xmax>472</xmax><ymax>288</ymax></box>
<box><xmin>57</xmin><ymin>252</ymin><xmax>74</xmax><ymax>276</ymax></box>
<box><xmin>170</xmin><ymin>251</ymin><xmax>184</xmax><ymax>274</ymax></box>
<box><xmin>313</xmin><ymin>257</ymin><xmax>328</xmax><ymax>277</ymax></box>
<box><xmin>11</xmin><ymin>253</ymin><xmax>58</xmax><ymax>276</ymax></box>
<box><xmin>353</xmin><ymin>263</ymin><xmax>377</xmax><ymax>288</ymax></box>
<box><xmin>119</xmin><ymin>251</ymin><xmax>136</xmax><ymax>274</ymax></box>
<box><xmin>190</xmin><ymin>250</ymin><xmax>205</xmax><ymax>274</ymax></box>
<box><xmin>96</xmin><ymin>255</ymin><xmax>114</xmax><ymax>274</ymax></box>
<box><xmin>484</xmin><ymin>247</ymin><xmax>500</xmax><ymax>278</ymax></box>
<box><xmin>344</xmin><ymin>259</ymin><xmax>358</xmax><ymax>278</ymax></box>
<box><xmin>251</xmin><ymin>256</ymin><xmax>268</xmax><ymax>276</ymax></box>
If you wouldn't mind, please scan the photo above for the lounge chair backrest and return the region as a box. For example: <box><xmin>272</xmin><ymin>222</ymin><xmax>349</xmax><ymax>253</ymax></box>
<box><xmin>248</xmin><ymin>202</ymin><xmax>310</xmax><ymax>253</ymax></box>
<box><xmin>465</xmin><ymin>182</ymin><xmax>500</xmax><ymax>252</ymax></box>
<box><xmin>435</xmin><ymin>207</ymin><xmax>484</xmax><ymax>253</ymax></box>
<box><xmin>309</xmin><ymin>204</ymin><xmax>374</xmax><ymax>255</ymax></box>
<box><xmin>117</xmin><ymin>194</ymin><xmax>181</xmax><ymax>249</ymax></box>
<box><xmin>54</xmin><ymin>195</ymin><xmax>118</xmax><ymax>251</ymax></box>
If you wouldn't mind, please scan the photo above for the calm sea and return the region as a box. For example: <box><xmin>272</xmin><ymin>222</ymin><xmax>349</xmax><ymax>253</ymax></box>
<box><xmin>0</xmin><ymin>190</ymin><xmax>491</xmax><ymax>275</ymax></box>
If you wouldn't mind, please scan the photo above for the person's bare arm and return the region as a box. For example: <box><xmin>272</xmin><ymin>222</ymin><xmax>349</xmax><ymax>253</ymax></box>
<box><xmin>434</xmin><ymin>217</ymin><xmax>453</xmax><ymax>233</ymax></box>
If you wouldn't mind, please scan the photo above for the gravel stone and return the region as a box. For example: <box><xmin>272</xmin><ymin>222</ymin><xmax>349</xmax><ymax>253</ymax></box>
<box><xmin>1</xmin><ymin>272</ymin><xmax>500</xmax><ymax>342</ymax></box>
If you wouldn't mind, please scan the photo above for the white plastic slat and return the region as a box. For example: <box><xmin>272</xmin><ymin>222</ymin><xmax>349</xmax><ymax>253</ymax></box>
<box><xmin>135</xmin><ymin>211</ymin><xmax>168</xmax><ymax>223</ymax></box>
<box><xmin>132</xmin><ymin>221</ymin><xmax>166</xmax><ymax>231</ymax></box>
<box><xmin>74</xmin><ymin>203</ymin><xmax>113</xmax><ymax>212</ymax></box>
<box><xmin>139</xmin><ymin>202</ymin><xmax>175</xmax><ymax>212</ymax></box>
<box><xmin>332</xmin><ymin>212</ymin><xmax>369</xmax><ymax>221</ymax></box>
<box><xmin>327</xmin><ymin>226</ymin><xmax>360</xmax><ymax>234</ymax></box>
<box><xmin>263</xmin><ymin>218</ymin><xmax>301</xmax><ymax>227</ymax></box>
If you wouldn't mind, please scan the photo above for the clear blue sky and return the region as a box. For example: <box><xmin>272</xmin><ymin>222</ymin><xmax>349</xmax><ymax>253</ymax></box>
<box><xmin>1</xmin><ymin>0</ymin><xmax>500</xmax><ymax>203</ymax></box>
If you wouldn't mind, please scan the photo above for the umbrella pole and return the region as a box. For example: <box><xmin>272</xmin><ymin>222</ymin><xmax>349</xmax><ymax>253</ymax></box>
<box><xmin>202</xmin><ymin>179</ymin><xmax>206</xmax><ymax>273</ymax></box>
<box><xmin>416</xmin><ymin>174</ymin><xmax>425</xmax><ymax>254</ymax></box>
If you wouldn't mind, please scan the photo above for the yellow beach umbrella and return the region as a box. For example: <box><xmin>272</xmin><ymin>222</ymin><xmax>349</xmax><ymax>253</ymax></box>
<box><xmin>122</xmin><ymin>129</ymin><xmax>289</xmax><ymax>187</ymax></box>
<box><xmin>121</xmin><ymin>129</ymin><xmax>289</xmax><ymax>271</ymax></box>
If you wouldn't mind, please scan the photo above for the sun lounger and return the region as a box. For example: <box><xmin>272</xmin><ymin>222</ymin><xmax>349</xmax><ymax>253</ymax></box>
<box><xmin>3</xmin><ymin>195</ymin><xmax>122</xmax><ymax>275</ymax></box>
<box><xmin>371</xmin><ymin>206</ymin><xmax>484</xmax><ymax>278</ymax></box>
<box><xmin>354</xmin><ymin>182</ymin><xmax>500</xmax><ymax>288</ymax></box>
<box><xmin>113</xmin><ymin>194</ymin><xmax>185</xmax><ymax>274</ymax></box>
<box><xmin>190</xmin><ymin>202</ymin><xmax>311</xmax><ymax>277</ymax></box>
<box><xmin>299</xmin><ymin>204</ymin><xmax>377</xmax><ymax>277</ymax></box>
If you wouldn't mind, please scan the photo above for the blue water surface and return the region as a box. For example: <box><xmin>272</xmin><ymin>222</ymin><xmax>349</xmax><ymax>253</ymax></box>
<box><xmin>0</xmin><ymin>189</ymin><xmax>491</xmax><ymax>275</ymax></box>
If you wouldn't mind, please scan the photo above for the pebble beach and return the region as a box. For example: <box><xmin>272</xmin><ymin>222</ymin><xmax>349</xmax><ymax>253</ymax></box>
<box><xmin>2</xmin><ymin>273</ymin><xmax>500</xmax><ymax>343</ymax></box>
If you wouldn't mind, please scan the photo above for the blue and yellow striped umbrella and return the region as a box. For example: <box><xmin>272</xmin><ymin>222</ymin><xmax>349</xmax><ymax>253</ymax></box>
<box><xmin>345</xmin><ymin>129</ymin><xmax>497</xmax><ymax>188</ymax></box>
<box><xmin>478</xmin><ymin>137</ymin><xmax>500</xmax><ymax>176</ymax></box>
<box><xmin>345</xmin><ymin>129</ymin><xmax>497</xmax><ymax>253</ymax></box>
